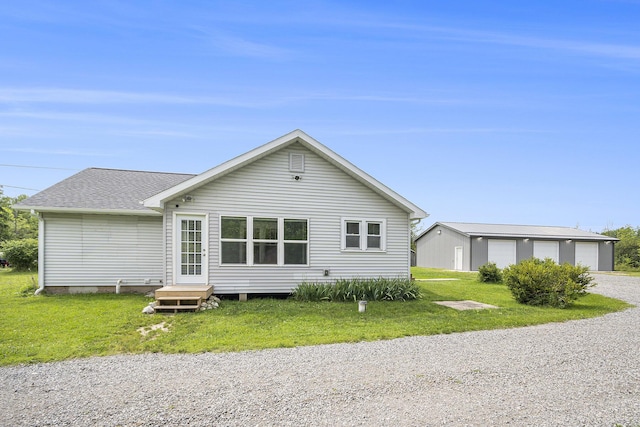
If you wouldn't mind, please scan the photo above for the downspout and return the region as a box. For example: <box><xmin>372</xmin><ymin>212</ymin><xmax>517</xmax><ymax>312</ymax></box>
<box><xmin>116</xmin><ymin>279</ymin><xmax>123</xmax><ymax>294</ymax></box>
<box><xmin>34</xmin><ymin>213</ymin><xmax>45</xmax><ymax>295</ymax></box>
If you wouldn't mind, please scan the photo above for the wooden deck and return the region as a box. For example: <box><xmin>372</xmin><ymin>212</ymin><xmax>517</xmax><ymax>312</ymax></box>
<box><xmin>154</xmin><ymin>285</ymin><xmax>213</xmax><ymax>313</ymax></box>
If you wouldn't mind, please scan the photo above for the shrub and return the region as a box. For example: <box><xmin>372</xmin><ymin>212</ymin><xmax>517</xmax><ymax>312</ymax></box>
<box><xmin>1</xmin><ymin>238</ymin><xmax>38</xmax><ymax>271</ymax></box>
<box><xmin>502</xmin><ymin>258</ymin><xmax>595</xmax><ymax>308</ymax></box>
<box><xmin>291</xmin><ymin>277</ymin><xmax>421</xmax><ymax>302</ymax></box>
<box><xmin>477</xmin><ymin>262</ymin><xmax>502</xmax><ymax>283</ymax></box>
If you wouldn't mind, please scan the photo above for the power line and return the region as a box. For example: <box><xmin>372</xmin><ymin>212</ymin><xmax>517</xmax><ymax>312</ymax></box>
<box><xmin>0</xmin><ymin>164</ymin><xmax>79</xmax><ymax>171</ymax></box>
<box><xmin>0</xmin><ymin>184</ymin><xmax>40</xmax><ymax>191</ymax></box>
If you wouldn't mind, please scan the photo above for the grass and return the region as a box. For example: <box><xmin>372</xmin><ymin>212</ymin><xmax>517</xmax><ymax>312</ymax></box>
<box><xmin>0</xmin><ymin>267</ymin><xmax>633</xmax><ymax>366</ymax></box>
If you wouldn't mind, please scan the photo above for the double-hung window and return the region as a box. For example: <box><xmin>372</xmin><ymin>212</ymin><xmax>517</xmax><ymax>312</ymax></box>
<box><xmin>220</xmin><ymin>217</ymin><xmax>247</xmax><ymax>264</ymax></box>
<box><xmin>220</xmin><ymin>216</ymin><xmax>308</xmax><ymax>266</ymax></box>
<box><xmin>342</xmin><ymin>218</ymin><xmax>386</xmax><ymax>251</ymax></box>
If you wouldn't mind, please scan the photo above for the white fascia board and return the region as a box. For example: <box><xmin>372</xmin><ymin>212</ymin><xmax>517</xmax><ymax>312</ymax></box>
<box><xmin>143</xmin><ymin>129</ymin><xmax>428</xmax><ymax>219</ymax></box>
<box><xmin>14</xmin><ymin>206</ymin><xmax>162</xmax><ymax>216</ymax></box>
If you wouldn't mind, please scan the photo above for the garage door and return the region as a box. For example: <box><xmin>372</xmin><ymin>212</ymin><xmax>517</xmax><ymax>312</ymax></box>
<box><xmin>488</xmin><ymin>240</ymin><xmax>516</xmax><ymax>269</ymax></box>
<box><xmin>575</xmin><ymin>242</ymin><xmax>598</xmax><ymax>270</ymax></box>
<box><xmin>533</xmin><ymin>241</ymin><xmax>559</xmax><ymax>263</ymax></box>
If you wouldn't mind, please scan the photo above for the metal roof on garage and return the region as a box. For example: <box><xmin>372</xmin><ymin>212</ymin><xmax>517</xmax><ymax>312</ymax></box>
<box><xmin>417</xmin><ymin>222</ymin><xmax>618</xmax><ymax>241</ymax></box>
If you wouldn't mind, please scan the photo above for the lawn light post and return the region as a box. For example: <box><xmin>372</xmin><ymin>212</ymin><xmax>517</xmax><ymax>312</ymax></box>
<box><xmin>358</xmin><ymin>300</ymin><xmax>367</xmax><ymax>313</ymax></box>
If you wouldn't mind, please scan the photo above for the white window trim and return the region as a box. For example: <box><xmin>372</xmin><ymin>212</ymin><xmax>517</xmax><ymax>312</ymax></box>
<box><xmin>341</xmin><ymin>218</ymin><xmax>387</xmax><ymax>252</ymax></box>
<box><xmin>219</xmin><ymin>215</ymin><xmax>309</xmax><ymax>267</ymax></box>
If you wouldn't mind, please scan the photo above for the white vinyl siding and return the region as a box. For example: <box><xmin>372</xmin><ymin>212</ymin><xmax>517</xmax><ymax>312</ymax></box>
<box><xmin>487</xmin><ymin>239</ymin><xmax>517</xmax><ymax>269</ymax></box>
<box><xmin>164</xmin><ymin>142</ymin><xmax>411</xmax><ymax>293</ymax></box>
<box><xmin>533</xmin><ymin>240</ymin><xmax>559</xmax><ymax>263</ymax></box>
<box><xmin>575</xmin><ymin>242</ymin><xmax>599</xmax><ymax>270</ymax></box>
<box><xmin>41</xmin><ymin>213</ymin><xmax>164</xmax><ymax>288</ymax></box>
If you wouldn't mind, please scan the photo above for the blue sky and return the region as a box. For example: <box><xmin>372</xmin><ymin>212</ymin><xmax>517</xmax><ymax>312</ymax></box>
<box><xmin>1</xmin><ymin>1</ymin><xmax>638</xmax><ymax>232</ymax></box>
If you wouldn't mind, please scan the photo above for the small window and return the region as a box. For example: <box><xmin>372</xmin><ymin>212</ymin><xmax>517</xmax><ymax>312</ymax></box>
<box><xmin>289</xmin><ymin>153</ymin><xmax>305</xmax><ymax>172</ymax></box>
<box><xmin>343</xmin><ymin>219</ymin><xmax>386</xmax><ymax>251</ymax></box>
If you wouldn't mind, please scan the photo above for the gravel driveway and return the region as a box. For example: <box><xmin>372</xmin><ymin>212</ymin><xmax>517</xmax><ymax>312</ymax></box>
<box><xmin>2</xmin><ymin>274</ymin><xmax>639</xmax><ymax>426</ymax></box>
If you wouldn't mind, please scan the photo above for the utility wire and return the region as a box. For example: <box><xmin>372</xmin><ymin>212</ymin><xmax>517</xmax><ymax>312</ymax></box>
<box><xmin>0</xmin><ymin>184</ymin><xmax>40</xmax><ymax>191</ymax></box>
<box><xmin>0</xmin><ymin>164</ymin><xmax>79</xmax><ymax>171</ymax></box>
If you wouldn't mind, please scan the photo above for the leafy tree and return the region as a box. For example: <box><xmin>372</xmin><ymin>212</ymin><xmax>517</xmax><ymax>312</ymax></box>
<box><xmin>0</xmin><ymin>190</ymin><xmax>38</xmax><ymax>244</ymax></box>
<box><xmin>602</xmin><ymin>225</ymin><xmax>640</xmax><ymax>270</ymax></box>
<box><xmin>1</xmin><ymin>238</ymin><xmax>38</xmax><ymax>271</ymax></box>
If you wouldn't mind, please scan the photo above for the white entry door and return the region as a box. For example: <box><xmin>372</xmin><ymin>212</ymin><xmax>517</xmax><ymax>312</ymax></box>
<box><xmin>175</xmin><ymin>214</ymin><xmax>208</xmax><ymax>284</ymax></box>
<box><xmin>487</xmin><ymin>240</ymin><xmax>516</xmax><ymax>269</ymax></box>
<box><xmin>454</xmin><ymin>246</ymin><xmax>463</xmax><ymax>271</ymax></box>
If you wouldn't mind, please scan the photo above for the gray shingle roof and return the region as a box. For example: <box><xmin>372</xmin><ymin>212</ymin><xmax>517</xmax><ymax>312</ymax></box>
<box><xmin>14</xmin><ymin>168</ymin><xmax>196</xmax><ymax>213</ymax></box>
<box><xmin>421</xmin><ymin>222</ymin><xmax>616</xmax><ymax>241</ymax></box>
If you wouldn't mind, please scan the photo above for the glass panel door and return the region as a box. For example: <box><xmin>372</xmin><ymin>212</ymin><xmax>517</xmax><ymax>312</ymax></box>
<box><xmin>176</xmin><ymin>215</ymin><xmax>207</xmax><ymax>284</ymax></box>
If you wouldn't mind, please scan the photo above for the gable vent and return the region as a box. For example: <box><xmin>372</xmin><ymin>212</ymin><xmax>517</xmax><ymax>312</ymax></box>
<box><xmin>289</xmin><ymin>153</ymin><xmax>305</xmax><ymax>172</ymax></box>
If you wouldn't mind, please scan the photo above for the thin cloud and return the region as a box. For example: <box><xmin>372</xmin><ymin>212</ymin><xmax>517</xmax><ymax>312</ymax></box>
<box><xmin>1</xmin><ymin>147</ymin><xmax>117</xmax><ymax>157</ymax></box>
<box><xmin>330</xmin><ymin>127</ymin><xmax>549</xmax><ymax>137</ymax></box>
<box><xmin>0</xmin><ymin>88</ymin><xmax>267</xmax><ymax>107</ymax></box>
<box><xmin>368</xmin><ymin>21</ymin><xmax>640</xmax><ymax>61</ymax></box>
<box><xmin>208</xmin><ymin>34</ymin><xmax>293</xmax><ymax>60</ymax></box>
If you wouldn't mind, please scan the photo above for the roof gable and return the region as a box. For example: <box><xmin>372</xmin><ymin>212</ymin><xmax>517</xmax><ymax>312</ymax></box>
<box><xmin>417</xmin><ymin>221</ymin><xmax>617</xmax><ymax>242</ymax></box>
<box><xmin>143</xmin><ymin>129</ymin><xmax>427</xmax><ymax>219</ymax></box>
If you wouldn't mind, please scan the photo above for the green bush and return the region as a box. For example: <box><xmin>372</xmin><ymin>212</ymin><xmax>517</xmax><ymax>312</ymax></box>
<box><xmin>478</xmin><ymin>262</ymin><xmax>502</xmax><ymax>283</ymax></box>
<box><xmin>291</xmin><ymin>277</ymin><xmax>421</xmax><ymax>302</ymax></box>
<box><xmin>503</xmin><ymin>258</ymin><xmax>595</xmax><ymax>308</ymax></box>
<box><xmin>1</xmin><ymin>238</ymin><xmax>38</xmax><ymax>271</ymax></box>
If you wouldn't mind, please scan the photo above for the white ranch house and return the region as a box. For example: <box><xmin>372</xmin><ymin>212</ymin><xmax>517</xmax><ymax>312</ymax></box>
<box><xmin>16</xmin><ymin>130</ymin><xmax>427</xmax><ymax>296</ymax></box>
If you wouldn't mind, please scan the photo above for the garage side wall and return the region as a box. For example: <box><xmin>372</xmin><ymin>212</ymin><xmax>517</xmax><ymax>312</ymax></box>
<box><xmin>516</xmin><ymin>239</ymin><xmax>533</xmax><ymax>263</ymax></box>
<box><xmin>470</xmin><ymin>237</ymin><xmax>488</xmax><ymax>271</ymax></box>
<box><xmin>598</xmin><ymin>241</ymin><xmax>615</xmax><ymax>271</ymax></box>
<box><xmin>559</xmin><ymin>240</ymin><xmax>575</xmax><ymax>265</ymax></box>
<box><xmin>416</xmin><ymin>226</ymin><xmax>469</xmax><ymax>270</ymax></box>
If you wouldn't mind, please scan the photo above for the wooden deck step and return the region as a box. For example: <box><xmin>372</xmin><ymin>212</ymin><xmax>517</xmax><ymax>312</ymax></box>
<box><xmin>155</xmin><ymin>285</ymin><xmax>213</xmax><ymax>300</ymax></box>
<box><xmin>154</xmin><ymin>296</ymin><xmax>202</xmax><ymax>313</ymax></box>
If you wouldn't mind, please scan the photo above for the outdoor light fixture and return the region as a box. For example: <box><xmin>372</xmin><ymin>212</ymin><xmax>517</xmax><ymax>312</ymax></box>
<box><xmin>437</xmin><ymin>230</ymin><xmax>441</xmax><ymax>235</ymax></box>
<box><xmin>566</xmin><ymin>239</ymin><xmax>572</xmax><ymax>243</ymax></box>
<box><xmin>182</xmin><ymin>195</ymin><xmax>193</xmax><ymax>202</ymax></box>
<box><xmin>523</xmin><ymin>238</ymin><xmax>530</xmax><ymax>242</ymax></box>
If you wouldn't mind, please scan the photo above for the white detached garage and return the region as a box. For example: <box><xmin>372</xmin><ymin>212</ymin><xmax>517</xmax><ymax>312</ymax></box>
<box><xmin>415</xmin><ymin>222</ymin><xmax>618</xmax><ymax>271</ymax></box>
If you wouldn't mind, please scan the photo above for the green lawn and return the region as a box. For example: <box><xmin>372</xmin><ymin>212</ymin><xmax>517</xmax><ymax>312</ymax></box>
<box><xmin>0</xmin><ymin>268</ymin><xmax>632</xmax><ymax>366</ymax></box>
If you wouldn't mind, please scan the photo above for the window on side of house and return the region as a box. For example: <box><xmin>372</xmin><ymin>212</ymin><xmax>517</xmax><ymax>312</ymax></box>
<box><xmin>284</xmin><ymin>219</ymin><xmax>308</xmax><ymax>265</ymax></box>
<box><xmin>253</xmin><ymin>218</ymin><xmax>278</xmax><ymax>265</ymax></box>
<box><xmin>342</xmin><ymin>219</ymin><xmax>386</xmax><ymax>251</ymax></box>
<box><xmin>220</xmin><ymin>216</ymin><xmax>309</xmax><ymax>266</ymax></box>
<box><xmin>221</xmin><ymin>216</ymin><xmax>247</xmax><ymax>264</ymax></box>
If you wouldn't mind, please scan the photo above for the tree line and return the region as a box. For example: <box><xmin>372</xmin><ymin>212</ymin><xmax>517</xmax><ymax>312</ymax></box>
<box><xmin>602</xmin><ymin>225</ymin><xmax>640</xmax><ymax>271</ymax></box>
